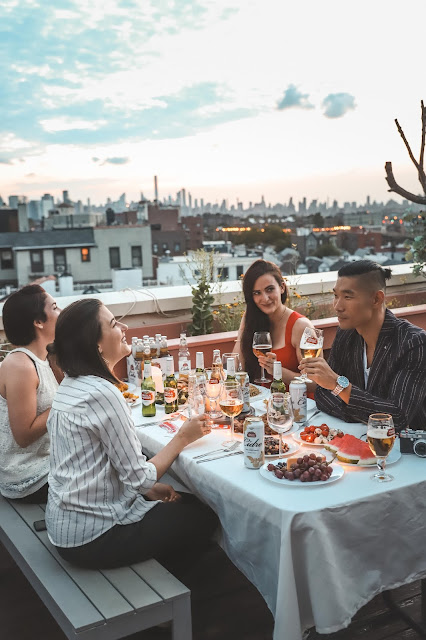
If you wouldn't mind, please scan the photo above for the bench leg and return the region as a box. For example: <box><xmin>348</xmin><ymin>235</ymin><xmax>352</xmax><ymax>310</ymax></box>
<box><xmin>172</xmin><ymin>595</ymin><xmax>192</xmax><ymax>640</ymax></box>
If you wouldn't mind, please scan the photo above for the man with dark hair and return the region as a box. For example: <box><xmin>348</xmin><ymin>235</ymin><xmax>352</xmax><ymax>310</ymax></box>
<box><xmin>299</xmin><ymin>260</ymin><xmax>426</xmax><ymax>430</ymax></box>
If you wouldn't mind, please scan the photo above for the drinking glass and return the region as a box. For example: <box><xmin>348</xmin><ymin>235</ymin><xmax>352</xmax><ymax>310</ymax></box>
<box><xmin>367</xmin><ymin>413</ymin><xmax>395</xmax><ymax>482</ymax></box>
<box><xmin>295</xmin><ymin>327</ymin><xmax>324</xmax><ymax>383</ymax></box>
<box><xmin>252</xmin><ymin>331</ymin><xmax>272</xmax><ymax>384</ymax></box>
<box><xmin>267</xmin><ymin>392</ymin><xmax>294</xmax><ymax>458</ymax></box>
<box><xmin>202</xmin><ymin>377</ymin><xmax>223</xmax><ymax>420</ymax></box>
<box><xmin>222</xmin><ymin>353</ymin><xmax>240</xmax><ymax>376</ymax></box>
<box><xmin>219</xmin><ymin>381</ymin><xmax>243</xmax><ymax>444</ymax></box>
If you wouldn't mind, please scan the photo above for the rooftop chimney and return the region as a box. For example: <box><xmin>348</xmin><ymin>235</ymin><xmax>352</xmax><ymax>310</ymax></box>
<box><xmin>154</xmin><ymin>175</ymin><xmax>158</xmax><ymax>202</ymax></box>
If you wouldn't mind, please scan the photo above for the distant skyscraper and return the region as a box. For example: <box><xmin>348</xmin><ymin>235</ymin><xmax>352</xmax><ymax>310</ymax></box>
<box><xmin>63</xmin><ymin>190</ymin><xmax>70</xmax><ymax>204</ymax></box>
<box><xmin>28</xmin><ymin>200</ymin><xmax>42</xmax><ymax>221</ymax></box>
<box><xmin>41</xmin><ymin>193</ymin><xmax>54</xmax><ymax>218</ymax></box>
<box><xmin>8</xmin><ymin>195</ymin><xmax>19</xmax><ymax>208</ymax></box>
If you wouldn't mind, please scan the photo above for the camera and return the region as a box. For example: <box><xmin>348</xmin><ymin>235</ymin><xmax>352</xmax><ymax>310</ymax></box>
<box><xmin>399</xmin><ymin>429</ymin><xmax>426</xmax><ymax>457</ymax></box>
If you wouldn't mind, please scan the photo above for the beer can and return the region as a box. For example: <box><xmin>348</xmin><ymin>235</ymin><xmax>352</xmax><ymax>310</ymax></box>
<box><xmin>243</xmin><ymin>416</ymin><xmax>265</xmax><ymax>469</ymax></box>
<box><xmin>289</xmin><ymin>379</ymin><xmax>307</xmax><ymax>423</ymax></box>
<box><xmin>236</xmin><ymin>371</ymin><xmax>250</xmax><ymax>412</ymax></box>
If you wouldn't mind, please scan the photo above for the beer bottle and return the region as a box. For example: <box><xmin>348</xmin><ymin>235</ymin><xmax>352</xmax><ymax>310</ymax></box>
<box><xmin>149</xmin><ymin>337</ymin><xmax>157</xmax><ymax>359</ymax></box>
<box><xmin>211</xmin><ymin>349</ymin><xmax>224</xmax><ymax>380</ymax></box>
<box><xmin>164</xmin><ymin>356</ymin><xmax>178</xmax><ymax>414</ymax></box>
<box><xmin>178</xmin><ymin>332</ymin><xmax>191</xmax><ymax>380</ymax></box>
<box><xmin>141</xmin><ymin>360</ymin><xmax>156</xmax><ymax>417</ymax></box>
<box><xmin>270</xmin><ymin>361</ymin><xmax>286</xmax><ymax>394</ymax></box>
<box><xmin>226</xmin><ymin>356</ymin><xmax>237</xmax><ymax>381</ymax></box>
<box><xmin>160</xmin><ymin>335</ymin><xmax>169</xmax><ymax>358</ymax></box>
<box><xmin>195</xmin><ymin>351</ymin><xmax>206</xmax><ymax>384</ymax></box>
<box><xmin>155</xmin><ymin>333</ymin><xmax>162</xmax><ymax>357</ymax></box>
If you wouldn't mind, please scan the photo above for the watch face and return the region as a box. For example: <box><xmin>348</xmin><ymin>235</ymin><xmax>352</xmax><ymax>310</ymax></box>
<box><xmin>337</xmin><ymin>375</ymin><xmax>349</xmax><ymax>388</ymax></box>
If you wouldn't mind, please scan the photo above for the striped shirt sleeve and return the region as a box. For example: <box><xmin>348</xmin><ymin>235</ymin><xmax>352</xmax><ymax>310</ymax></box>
<box><xmin>87</xmin><ymin>382</ymin><xmax>157</xmax><ymax>493</ymax></box>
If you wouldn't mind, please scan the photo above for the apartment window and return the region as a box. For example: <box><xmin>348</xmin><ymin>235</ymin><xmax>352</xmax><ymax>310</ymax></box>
<box><xmin>109</xmin><ymin>247</ymin><xmax>121</xmax><ymax>269</ymax></box>
<box><xmin>152</xmin><ymin>243</ymin><xmax>158</xmax><ymax>255</ymax></box>
<box><xmin>0</xmin><ymin>250</ymin><xmax>13</xmax><ymax>270</ymax></box>
<box><xmin>237</xmin><ymin>265</ymin><xmax>244</xmax><ymax>278</ymax></box>
<box><xmin>131</xmin><ymin>246</ymin><xmax>142</xmax><ymax>267</ymax></box>
<box><xmin>30</xmin><ymin>250</ymin><xmax>44</xmax><ymax>273</ymax></box>
<box><xmin>174</xmin><ymin>242</ymin><xmax>181</xmax><ymax>252</ymax></box>
<box><xmin>220</xmin><ymin>267</ymin><xmax>229</xmax><ymax>279</ymax></box>
<box><xmin>53</xmin><ymin>248</ymin><xmax>66</xmax><ymax>272</ymax></box>
<box><xmin>81</xmin><ymin>247</ymin><xmax>91</xmax><ymax>262</ymax></box>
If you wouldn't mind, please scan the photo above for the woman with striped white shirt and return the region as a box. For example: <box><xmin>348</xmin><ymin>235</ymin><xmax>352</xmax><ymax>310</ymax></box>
<box><xmin>46</xmin><ymin>299</ymin><xmax>218</xmax><ymax>569</ymax></box>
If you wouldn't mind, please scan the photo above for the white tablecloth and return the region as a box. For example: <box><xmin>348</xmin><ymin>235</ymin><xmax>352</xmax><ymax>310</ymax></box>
<box><xmin>131</xmin><ymin>398</ymin><xmax>426</xmax><ymax>640</ymax></box>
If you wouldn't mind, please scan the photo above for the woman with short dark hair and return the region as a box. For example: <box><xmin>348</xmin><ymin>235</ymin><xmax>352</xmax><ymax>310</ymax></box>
<box><xmin>0</xmin><ymin>285</ymin><xmax>60</xmax><ymax>502</ymax></box>
<box><xmin>236</xmin><ymin>259</ymin><xmax>315</xmax><ymax>387</ymax></box>
<box><xmin>46</xmin><ymin>298</ymin><xmax>218</xmax><ymax>569</ymax></box>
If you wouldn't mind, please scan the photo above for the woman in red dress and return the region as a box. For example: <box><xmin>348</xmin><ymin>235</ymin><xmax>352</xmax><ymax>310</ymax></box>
<box><xmin>236</xmin><ymin>260</ymin><xmax>315</xmax><ymax>390</ymax></box>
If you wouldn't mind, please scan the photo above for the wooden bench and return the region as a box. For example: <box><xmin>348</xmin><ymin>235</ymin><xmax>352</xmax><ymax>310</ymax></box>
<box><xmin>0</xmin><ymin>495</ymin><xmax>192</xmax><ymax>640</ymax></box>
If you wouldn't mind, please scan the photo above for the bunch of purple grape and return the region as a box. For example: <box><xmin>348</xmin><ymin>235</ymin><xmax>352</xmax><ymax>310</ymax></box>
<box><xmin>267</xmin><ymin>453</ymin><xmax>333</xmax><ymax>482</ymax></box>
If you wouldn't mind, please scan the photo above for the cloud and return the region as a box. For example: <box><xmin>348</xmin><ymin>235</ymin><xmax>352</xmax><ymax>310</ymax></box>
<box><xmin>101</xmin><ymin>157</ymin><xmax>129</xmax><ymax>165</ymax></box>
<box><xmin>92</xmin><ymin>157</ymin><xmax>100</xmax><ymax>162</ymax></box>
<box><xmin>277</xmin><ymin>84</ymin><xmax>314</xmax><ymax>111</ymax></box>
<box><xmin>0</xmin><ymin>158</ymin><xmax>13</xmax><ymax>165</ymax></box>
<box><xmin>322</xmin><ymin>93</ymin><xmax>356</xmax><ymax>118</ymax></box>
<box><xmin>0</xmin><ymin>0</ymin><xmax>248</xmax><ymax>159</ymax></box>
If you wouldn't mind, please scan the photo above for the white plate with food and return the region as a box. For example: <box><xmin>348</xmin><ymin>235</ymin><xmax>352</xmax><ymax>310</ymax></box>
<box><xmin>260</xmin><ymin>458</ymin><xmax>344</xmax><ymax>486</ymax></box>
<box><xmin>292</xmin><ymin>427</ymin><xmax>345</xmax><ymax>447</ymax></box>
<box><xmin>248</xmin><ymin>384</ymin><xmax>270</xmax><ymax>403</ymax></box>
<box><xmin>264</xmin><ymin>437</ymin><xmax>300</xmax><ymax>458</ymax></box>
<box><xmin>123</xmin><ymin>393</ymin><xmax>141</xmax><ymax>406</ymax></box>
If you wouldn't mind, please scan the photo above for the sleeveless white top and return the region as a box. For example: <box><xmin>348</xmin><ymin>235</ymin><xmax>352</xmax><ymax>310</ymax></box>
<box><xmin>0</xmin><ymin>348</ymin><xmax>58</xmax><ymax>498</ymax></box>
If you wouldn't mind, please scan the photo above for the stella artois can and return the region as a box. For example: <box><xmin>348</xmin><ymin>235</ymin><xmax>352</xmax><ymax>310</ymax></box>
<box><xmin>236</xmin><ymin>371</ymin><xmax>250</xmax><ymax>413</ymax></box>
<box><xmin>243</xmin><ymin>416</ymin><xmax>264</xmax><ymax>469</ymax></box>
<box><xmin>289</xmin><ymin>379</ymin><xmax>307</xmax><ymax>423</ymax></box>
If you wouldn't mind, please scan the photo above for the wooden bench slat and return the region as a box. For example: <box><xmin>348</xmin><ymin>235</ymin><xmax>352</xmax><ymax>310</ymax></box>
<box><xmin>101</xmin><ymin>566</ymin><xmax>163</xmax><ymax>610</ymax></box>
<box><xmin>131</xmin><ymin>558</ymin><xmax>190</xmax><ymax>601</ymax></box>
<box><xmin>9</xmin><ymin>501</ymin><xmax>140</xmax><ymax>621</ymax></box>
<box><xmin>0</xmin><ymin>498</ymin><xmax>104</xmax><ymax>633</ymax></box>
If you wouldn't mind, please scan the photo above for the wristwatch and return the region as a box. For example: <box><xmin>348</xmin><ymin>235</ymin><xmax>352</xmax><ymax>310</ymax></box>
<box><xmin>331</xmin><ymin>375</ymin><xmax>349</xmax><ymax>396</ymax></box>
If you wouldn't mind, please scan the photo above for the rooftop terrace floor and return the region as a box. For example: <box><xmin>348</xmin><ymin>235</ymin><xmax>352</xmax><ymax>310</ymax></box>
<box><xmin>1</xmin><ymin>540</ymin><xmax>423</xmax><ymax>639</ymax></box>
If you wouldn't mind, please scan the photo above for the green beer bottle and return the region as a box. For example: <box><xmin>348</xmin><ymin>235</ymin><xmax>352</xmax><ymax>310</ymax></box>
<box><xmin>141</xmin><ymin>360</ymin><xmax>156</xmax><ymax>418</ymax></box>
<box><xmin>164</xmin><ymin>356</ymin><xmax>178</xmax><ymax>414</ymax></box>
<box><xmin>270</xmin><ymin>361</ymin><xmax>286</xmax><ymax>394</ymax></box>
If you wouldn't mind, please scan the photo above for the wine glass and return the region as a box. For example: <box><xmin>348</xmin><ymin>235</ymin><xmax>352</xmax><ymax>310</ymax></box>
<box><xmin>202</xmin><ymin>377</ymin><xmax>223</xmax><ymax>420</ymax></box>
<box><xmin>267</xmin><ymin>392</ymin><xmax>294</xmax><ymax>458</ymax></box>
<box><xmin>367</xmin><ymin>413</ymin><xmax>395</xmax><ymax>482</ymax></box>
<box><xmin>219</xmin><ymin>381</ymin><xmax>243</xmax><ymax>444</ymax></box>
<box><xmin>222</xmin><ymin>353</ymin><xmax>240</xmax><ymax>377</ymax></box>
<box><xmin>295</xmin><ymin>327</ymin><xmax>324</xmax><ymax>383</ymax></box>
<box><xmin>252</xmin><ymin>331</ymin><xmax>272</xmax><ymax>385</ymax></box>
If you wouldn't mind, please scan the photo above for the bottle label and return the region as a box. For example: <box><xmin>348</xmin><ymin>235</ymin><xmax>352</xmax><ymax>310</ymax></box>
<box><xmin>141</xmin><ymin>390</ymin><xmax>156</xmax><ymax>406</ymax></box>
<box><xmin>179</xmin><ymin>357</ymin><xmax>190</xmax><ymax>374</ymax></box>
<box><xmin>164</xmin><ymin>388</ymin><xmax>178</xmax><ymax>402</ymax></box>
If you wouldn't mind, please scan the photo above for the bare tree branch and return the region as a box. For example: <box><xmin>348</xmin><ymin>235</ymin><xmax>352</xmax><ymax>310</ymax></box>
<box><xmin>419</xmin><ymin>99</ymin><xmax>425</xmax><ymax>177</ymax></box>
<box><xmin>384</xmin><ymin>161</ymin><xmax>426</xmax><ymax>204</ymax></box>
<box><xmin>395</xmin><ymin>118</ymin><xmax>420</xmax><ymax>170</ymax></box>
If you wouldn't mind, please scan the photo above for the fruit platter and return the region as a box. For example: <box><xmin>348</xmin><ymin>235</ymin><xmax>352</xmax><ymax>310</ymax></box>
<box><xmin>260</xmin><ymin>452</ymin><xmax>344</xmax><ymax>486</ymax></box>
<box><xmin>293</xmin><ymin>423</ymin><xmax>345</xmax><ymax>446</ymax></box>
<box><xmin>324</xmin><ymin>434</ymin><xmax>401</xmax><ymax>467</ymax></box>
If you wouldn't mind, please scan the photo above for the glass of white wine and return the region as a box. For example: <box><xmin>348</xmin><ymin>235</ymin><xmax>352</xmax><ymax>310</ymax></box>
<box><xmin>252</xmin><ymin>331</ymin><xmax>272</xmax><ymax>385</ymax></box>
<box><xmin>219</xmin><ymin>381</ymin><xmax>244</xmax><ymax>444</ymax></box>
<box><xmin>367</xmin><ymin>413</ymin><xmax>395</xmax><ymax>482</ymax></box>
<box><xmin>296</xmin><ymin>327</ymin><xmax>324</xmax><ymax>383</ymax></box>
<box><xmin>267</xmin><ymin>392</ymin><xmax>294</xmax><ymax>458</ymax></box>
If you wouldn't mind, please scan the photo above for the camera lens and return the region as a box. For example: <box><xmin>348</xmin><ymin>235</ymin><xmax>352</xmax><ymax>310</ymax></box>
<box><xmin>413</xmin><ymin>439</ymin><xmax>426</xmax><ymax>457</ymax></box>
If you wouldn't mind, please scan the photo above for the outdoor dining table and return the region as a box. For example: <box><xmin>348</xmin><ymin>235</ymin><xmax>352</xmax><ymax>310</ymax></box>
<box><xmin>131</xmin><ymin>393</ymin><xmax>426</xmax><ymax>640</ymax></box>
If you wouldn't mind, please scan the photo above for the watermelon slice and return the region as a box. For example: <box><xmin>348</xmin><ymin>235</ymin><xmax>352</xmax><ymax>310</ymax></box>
<box><xmin>336</xmin><ymin>434</ymin><xmax>376</xmax><ymax>465</ymax></box>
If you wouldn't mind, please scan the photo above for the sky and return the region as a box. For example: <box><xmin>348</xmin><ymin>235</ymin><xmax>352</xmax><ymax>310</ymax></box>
<box><xmin>0</xmin><ymin>0</ymin><xmax>425</xmax><ymax>206</ymax></box>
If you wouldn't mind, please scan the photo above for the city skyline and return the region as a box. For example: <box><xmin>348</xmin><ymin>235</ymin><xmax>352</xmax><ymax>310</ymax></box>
<box><xmin>1</xmin><ymin>0</ymin><xmax>424</xmax><ymax>203</ymax></box>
